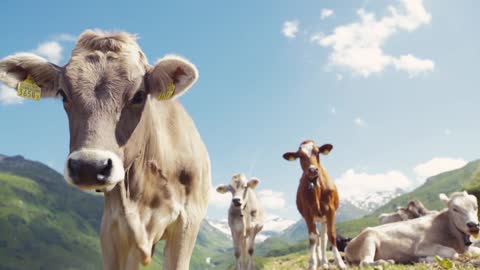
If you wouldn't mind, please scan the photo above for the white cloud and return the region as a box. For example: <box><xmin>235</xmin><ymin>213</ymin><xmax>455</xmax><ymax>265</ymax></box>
<box><xmin>55</xmin><ymin>34</ymin><xmax>77</xmax><ymax>42</ymax></box>
<box><xmin>413</xmin><ymin>157</ymin><xmax>467</xmax><ymax>180</ymax></box>
<box><xmin>321</xmin><ymin>9</ymin><xmax>334</xmax><ymax>20</ymax></box>
<box><xmin>257</xmin><ymin>189</ymin><xmax>286</xmax><ymax>210</ymax></box>
<box><xmin>33</xmin><ymin>41</ymin><xmax>63</xmax><ymax>64</ymax></box>
<box><xmin>335</xmin><ymin>169</ymin><xmax>412</xmax><ymax>198</ymax></box>
<box><xmin>354</xmin><ymin>117</ymin><xmax>367</xmax><ymax>127</ymax></box>
<box><xmin>310</xmin><ymin>32</ymin><xmax>324</xmax><ymax>44</ymax></box>
<box><xmin>336</xmin><ymin>73</ymin><xmax>343</xmax><ymax>81</ymax></box>
<box><xmin>317</xmin><ymin>0</ymin><xmax>433</xmax><ymax>77</ymax></box>
<box><xmin>0</xmin><ymin>85</ymin><xmax>23</xmax><ymax>105</ymax></box>
<box><xmin>393</xmin><ymin>54</ymin><xmax>434</xmax><ymax>77</ymax></box>
<box><xmin>282</xmin><ymin>20</ymin><xmax>299</xmax><ymax>39</ymax></box>
<box><xmin>444</xmin><ymin>129</ymin><xmax>452</xmax><ymax>136</ymax></box>
<box><xmin>209</xmin><ymin>185</ymin><xmax>231</xmax><ymax>208</ymax></box>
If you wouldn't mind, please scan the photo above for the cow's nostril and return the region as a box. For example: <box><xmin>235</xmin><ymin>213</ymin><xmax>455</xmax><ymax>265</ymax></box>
<box><xmin>68</xmin><ymin>159</ymin><xmax>82</xmax><ymax>176</ymax></box>
<box><xmin>232</xmin><ymin>198</ymin><xmax>241</xmax><ymax>206</ymax></box>
<box><xmin>467</xmin><ymin>222</ymin><xmax>478</xmax><ymax>228</ymax></box>
<box><xmin>98</xmin><ymin>159</ymin><xmax>113</xmax><ymax>180</ymax></box>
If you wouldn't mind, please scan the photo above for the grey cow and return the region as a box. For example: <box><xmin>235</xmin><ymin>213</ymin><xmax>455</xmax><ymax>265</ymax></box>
<box><xmin>0</xmin><ymin>30</ymin><xmax>210</xmax><ymax>270</ymax></box>
<box><xmin>346</xmin><ymin>191</ymin><xmax>480</xmax><ymax>266</ymax></box>
<box><xmin>216</xmin><ymin>174</ymin><xmax>264</xmax><ymax>270</ymax></box>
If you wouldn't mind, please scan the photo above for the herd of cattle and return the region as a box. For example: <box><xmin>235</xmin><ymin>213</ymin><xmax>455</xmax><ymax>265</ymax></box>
<box><xmin>0</xmin><ymin>29</ymin><xmax>478</xmax><ymax>270</ymax></box>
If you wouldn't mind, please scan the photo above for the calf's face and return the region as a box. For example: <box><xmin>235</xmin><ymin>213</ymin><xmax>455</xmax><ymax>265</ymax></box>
<box><xmin>0</xmin><ymin>31</ymin><xmax>198</xmax><ymax>191</ymax></box>
<box><xmin>283</xmin><ymin>140</ymin><xmax>333</xmax><ymax>185</ymax></box>
<box><xmin>216</xmin><ymin>174</ymin><xmax>259</xmax><ymax>208</ymax></box>
<box><xmin>440</xmin><ymin>191</ymin><xmax>480</xmax><ymax>237</ymax></box>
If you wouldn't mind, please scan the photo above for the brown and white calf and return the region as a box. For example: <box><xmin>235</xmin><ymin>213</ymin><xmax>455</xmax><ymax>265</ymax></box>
<box><xmin>0</xmin><ymin>30</ymin><xmax>210</xmax><ymax>270</ymax></box>
<box><xmin>379</xmin><ymin>199</ymin><xmax>437</xmax><ymax>224</ymax></box>
<box><xmin>346</xmin><ymin>192</ymin><xmax>480</xmax><ymax>266</ymax></box>
<box><xmin>216</xmin><ymin>173</ymin><xmax>264</xmax><ymax>270</ymax></box>
<box><xmin>283</xmin><ymin>140</ymin><xmax>346</xmax><ymax>270</ymax></box>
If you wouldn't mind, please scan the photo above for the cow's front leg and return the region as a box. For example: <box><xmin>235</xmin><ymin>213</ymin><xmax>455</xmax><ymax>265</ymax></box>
<box><xmin>231</xmin><ymin>232</ymin><xmax>244</xmax><ymax>270</ymax></box>
<box><xmin>415</xmin><ymin>243</ymin><xmax>459</xmax><ymax>262</ymax></box>
<box><xmin>305</xmin><ymin>220</ymin><xmax>318</xmax><ymax>270</ymax></box>
<box><xmin>326</xmin><ymin>212</ymin><xmax>346</xmax><ymax>270</ymax></box>
<box><xmin>317</xmin><ymin>222</ymin><xmax>329</xmax><ymax>269</ymax></box>
<box><xmin>163</xmin><ymin>213</ymin><xmax>202</xmax><ymax>270</ymax></box>
<box><xmin>246</xmin><ymin>231</ymin><xmax>258</xmax><ymax>270</ymax></box>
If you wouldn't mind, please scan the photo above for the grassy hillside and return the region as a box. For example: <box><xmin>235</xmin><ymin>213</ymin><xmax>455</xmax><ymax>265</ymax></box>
<box><xmin>336</xmin><ymin>159</ymin><xmax>480</xmax><ymax>237</ymax></box>
<box><xmin>0</xmin><ymin>154</ymin><xmax>230</xmax><ymax>270</ymax></box>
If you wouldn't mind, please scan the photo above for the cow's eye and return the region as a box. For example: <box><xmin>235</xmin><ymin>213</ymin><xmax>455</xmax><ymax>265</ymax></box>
<box><xmin>453</xmin><ymin>208</ymin><xmax>459</xmax><ymax>212</ymax></box>
<box><xmin>131</xmin><ymin>91</ymin><xmax>146</xmax><ymax>105</ymax></box>
<box><xmin>56</xmin><ymin>89</ymin><xmax>68</xmax><ymax>103</ymax></box>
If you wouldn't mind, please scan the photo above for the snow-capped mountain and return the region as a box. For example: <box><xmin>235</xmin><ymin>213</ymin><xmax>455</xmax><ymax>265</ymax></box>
<box><xmin>343</xmin><ymin>188</ymin><xmax>404</xmax><ymax>213</ymax></box>
<box><xmin>207</xmin><ymin>215</ymin><xmax>296</xmax><ymax>242</ymax></box>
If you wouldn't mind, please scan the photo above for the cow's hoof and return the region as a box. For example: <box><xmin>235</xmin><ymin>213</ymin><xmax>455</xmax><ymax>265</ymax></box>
<box><xmin>320</xmin><ymin>263</ymin><xmax>330</xmax><ymax>269</ymax></box>
<box><xmin>141</xmin><ymin>256</ymin><xmax>151</xmax><ymax>266</ymax></box>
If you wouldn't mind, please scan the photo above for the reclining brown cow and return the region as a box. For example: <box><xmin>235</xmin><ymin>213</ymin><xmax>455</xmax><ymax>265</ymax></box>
<box><xmin>283</xmin><ymin>140</ymin><xmax>346</xmax><ymax>270</ymax></box>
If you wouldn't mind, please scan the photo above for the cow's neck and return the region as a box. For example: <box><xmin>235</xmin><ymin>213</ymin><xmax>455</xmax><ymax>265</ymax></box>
<box><xmin>447</xmin><ymin>212</ymin><xmax>470</xmax><ymax>251</ymax></box>
<box><xmin>104</xmin><ymin>100</ymin><xmax>157</xmax><ymax>209</ymax></box>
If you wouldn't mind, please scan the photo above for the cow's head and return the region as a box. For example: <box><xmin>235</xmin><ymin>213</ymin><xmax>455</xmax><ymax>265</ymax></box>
<box><xmin>216</xmin><ymin>173</ymin><xmax>259</xmax><ymax>208</ymax></box>
<box><xmin>406</xmin><ymin>200</ymin><xmax>428</xmax><ymax>218</ymax></box>
<box><xmin>283</xmin><ymin>140</ymin><xmax>332</xmax><ymax>185</ymax></box>
<box><xmin>0</xmin><ymin>30</ymin><xmax>198</xmax><ymax>191</ymax></box>
<box><xmin>440</xmin><ymin>191</ymin><xmax>480</xmax><ymax>238</ymax></box>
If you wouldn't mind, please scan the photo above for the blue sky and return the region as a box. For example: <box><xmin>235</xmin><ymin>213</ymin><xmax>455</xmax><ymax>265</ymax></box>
<box><xmin>1</xmin><ymin>0</ymin><xmax>479</xmax><ymax>221</ymax></box>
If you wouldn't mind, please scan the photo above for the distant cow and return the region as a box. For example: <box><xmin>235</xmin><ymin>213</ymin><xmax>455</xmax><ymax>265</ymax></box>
<box><xmin>0</xmin><ymin>30</ymin><xmax>211</xmax><ymax>270</ymax></box>
<box><xmin>283</xmin><ymin>140</ymin><xmax>346</xmax><ymax>270</ymax></box>
<box><xmin>379</xmin><ymin>200</ymin><xmax>438</xmax><ymax>224</ymax></box>
<box><xmin>346</xmin><ymin>191</ymin><xmax>480</xmax><ymax>266</ymax></box>
<box><xmin>328</xmin><ymin>234</ymin><xmax>352</xmax><ymax>252</ymax></box>
<box><xmin>216</xmin><ymin>173</ymin><xmax>264</xmax><ymax>270</ymax></box>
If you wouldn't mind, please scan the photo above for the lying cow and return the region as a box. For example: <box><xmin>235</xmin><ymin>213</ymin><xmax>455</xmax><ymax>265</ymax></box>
<box><xmin>0</xmin><ymin>30</ymin><xmax>211</xmax><ymax>270</ymax></box>
<box><xmin>283</xmin><ymin>140</ymin><xmax>346</xmax><ymax>270</ymax></box>
<box><xmin>379</xmin><ymin>200</ymin><xmax>438</xmax><ymax>224</ymax></box>
<box><xmin>346</xmin><ymin>191</ymin><xmax>480</xmax><ymax>266</ymax></box>
<box><xmin>216</xmin><ymin>173</ymin><xmax>264</xmax><ymax>270</ymax></box>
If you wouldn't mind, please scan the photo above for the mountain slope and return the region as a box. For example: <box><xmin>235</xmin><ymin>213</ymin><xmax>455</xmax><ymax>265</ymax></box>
<box><xmin>0</xmin><ymin>154</ymin><xmax>230</xmax><ymax>270</ymax></box>
<box><xmin>337</xmin><ymin>159</ymin><xmax>480</xmax><ymax>237</ymax></box>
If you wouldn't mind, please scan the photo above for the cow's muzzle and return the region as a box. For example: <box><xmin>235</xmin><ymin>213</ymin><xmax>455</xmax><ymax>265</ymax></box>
<box><xmin>467</xmin><ymin>222</ymin><xmax>480</xmax><ymax>236</ymax></box>
<box><xmin>64</xmin><ymin>149</ymin><xmax>125</xmax><ymax>190</ymax></box>
<box><xmin>232</xmin><ymin>198</ymin><xmax>242</xmax><ymax>207</ymax></box>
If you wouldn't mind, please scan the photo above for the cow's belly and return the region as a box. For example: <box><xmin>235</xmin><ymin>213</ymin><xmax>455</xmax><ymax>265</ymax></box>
<box><xmin>373</xmin><ymin>225</ymin><xmax>424</xmax><ymax>262</ymax></box>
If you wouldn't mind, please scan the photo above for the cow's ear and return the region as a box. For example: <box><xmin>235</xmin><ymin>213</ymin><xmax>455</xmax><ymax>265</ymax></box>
<box><xmin>283</xmin><ymin>152</ymin><xmax>298</xmax><ymax>161</ymax></box>
<box><xmin>146</xmin><ymin>55</ymin><xmax>198</xmax><ymax>101</ymax></box>
<box><xmin>0</xmin><ymin>53</ymin><xmax>60</xmax><ymax>97</ymax></box>
<box><xmin>318</xmin><ymin>144</ymin><xmax>333</xmax><ymax>155</ymax></box>
<box><xmin>247</xmin><ymin>178</ymin><xmax>260</xmax><ymax>189</ymax></box>
<box><xmin>216</xmin><ymin>185</ymin><xmax>229</xmax><ymax>194</ymax></box>
<box><xmin>439</xmin><ymin>193</ymin><xmax>450</xmax><ymax>205</ymax></box>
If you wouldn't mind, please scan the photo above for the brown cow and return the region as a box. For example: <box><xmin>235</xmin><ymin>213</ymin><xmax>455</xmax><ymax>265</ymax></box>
<box><xmin>0</xmin><ymin>30</ymin><xmax>210</xmax><ymax>270</ymax></box>
<box><xmin>283</xmin><ymin>140</ymin><xmax>346</xmax><ymax>270</ymax></box>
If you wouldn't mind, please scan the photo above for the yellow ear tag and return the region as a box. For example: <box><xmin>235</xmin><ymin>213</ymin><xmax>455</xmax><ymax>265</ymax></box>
<box><xmin>157</xmin><ymin>82</ymin><xmax>176</xmax><ymax>101</ymax></box>
<box><xmin>288</xmin><ymin>156</ymin><xmax>296</xmax><ymax>161</ymax></box>
<box><xmin>323</xmin><ymin>150</ymin><xmax>330</xmax><ymax>155</ymax></box>
<box><xmin>473</xmin><ymin>233</ymin><xmax>479</xmax><ymax>239</ymax></box>
<box><xmin>17</xmin><ymin>75</ymin><xmax>41</xmax><ymax>101</ymax></box>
